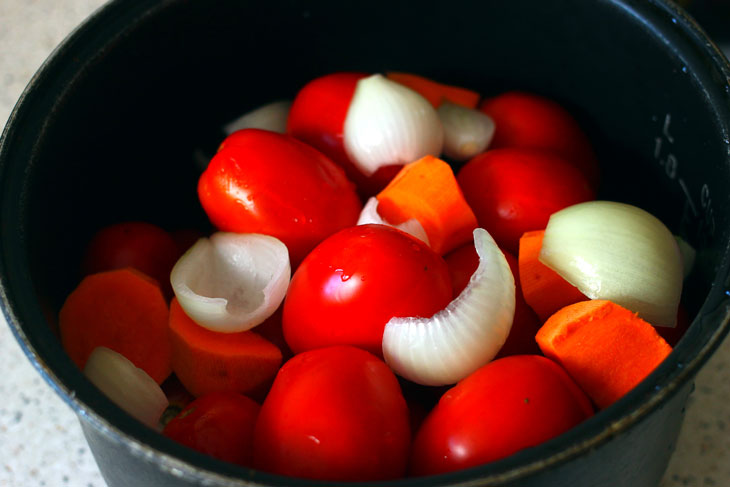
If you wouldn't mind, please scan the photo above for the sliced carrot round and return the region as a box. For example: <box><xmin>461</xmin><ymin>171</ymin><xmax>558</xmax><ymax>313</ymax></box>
<box><xmin>59</xmin><ymin>268</ymin><xmax>172</xmax><ymax>384</ymax></box>
<box><xmin>169</xmin><ymin>298</ymin><xmax>282</xmax><ymax>398</ymax></box>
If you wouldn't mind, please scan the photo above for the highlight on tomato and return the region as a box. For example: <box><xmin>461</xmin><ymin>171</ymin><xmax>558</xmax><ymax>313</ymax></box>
<box><xmin>479</xmin><ymin>90</ymin><xmax>599</xmax><ymax>187</ymax></box>
<box><xmin>457</xmin><ymin>147</ymin><xmax>595</xmax><ymax>254</ymax></box>
<box><xmin>409</xmin><ymin>355</ymin><xmax>594</xmax><ymax>476</ymax></box>
<box><xmin>252</xmin><ymin>346</ymin><xmax>411</xmax><ymax>482</ymax></box>
<box><xmin>282</xmin><ymin>224</ymin><xmax>453</xmax><ymax>358</ymax></box>
<box><xmin>197</xmin><ymin>129</ymin><xmax>362</xmax><ymax>265</ymax></box>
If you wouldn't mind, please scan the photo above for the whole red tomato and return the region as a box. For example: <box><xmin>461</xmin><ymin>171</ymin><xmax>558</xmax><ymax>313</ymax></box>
<box><xmin>197</xmin><ymin>129</ymin><xmax>362</xmax><ymax>265</ymax></box>
<box><xmin>252</xmin><ymin>346</ymin><xmax>411</xmax><ymax>481</ymax></box>
<box><xmin>457</xmin><ymin>148</ymin><xmax>595</xmax><ymax>254</ymax></box>
<box><xmin>444</xmin><ymin>243</ymin><xmax>542</xmax><ymax>357</ymax></box>
<box><xmin>479</xmin><ymin>91</ymin><xmax>599</xmax><ymax>187</ymax></box>
<box><xmin>287</xmin><ymin>72</ymin><xmax>402</xmax><ymax>196</ymax></box>
<box><xmin>282</xmin><ymin>224</ymin><xmax>453</xmax><ymax>357</ymax></box>
<box><xmin>162</xmin><ymin>392</ymin><xmax>260</xmax><ymax>467</ymax></box>
<box><xmin>81</xmin><ymin>221</ymin><xmax>180</xmax><ymax>297</ymax></box>
<box><xmin>410</xmin><ymin>355</ymin><xmax>594</xmax><ymax>476</ymax></box>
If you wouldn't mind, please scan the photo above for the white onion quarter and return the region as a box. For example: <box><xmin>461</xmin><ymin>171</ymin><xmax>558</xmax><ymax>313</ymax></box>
<box><xmin>343</xmin><ymin>74</ymin><xmax>444</xmax><ymax>176</ymax></box>
<box><xmin>223</xmin><ymin>100</ymin><xmax>291</xmax><ymax>135</ymax></box>
<box><xmin>382</xmin><ymin>228</ymin><xmax>515</xmax><ymax>386</ymax></box>
<box><xmin>83</xmin><ymin>347</ymin><xmax>169</xmax><ymax>429</ymax></box>
<box><xmin>170</xmin><ymin>232</ymin><xmax>291</xmax><ymax>333</ymax></box>
<box><xmin>437</xmin><ymin>101</ymin><xmax>495</xmax><ymax>161</ymax></box>
<box><xmin>540</xmin><ymin>201</ymin><xmax>683</xmax><ymax>327</ymax></box>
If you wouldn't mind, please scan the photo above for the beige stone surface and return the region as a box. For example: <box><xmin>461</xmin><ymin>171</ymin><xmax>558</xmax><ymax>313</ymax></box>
<box><xmin>0</xmin><ymin>1</ymin><xmax>728</xmax><ymax>486</ymax></box>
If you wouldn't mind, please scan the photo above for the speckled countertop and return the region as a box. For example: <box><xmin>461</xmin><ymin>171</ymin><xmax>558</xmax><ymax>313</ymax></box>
<box><xmin>1</xmin><ymin>2</ymin><xmax>730</xmax><ymax>487</ymax></box>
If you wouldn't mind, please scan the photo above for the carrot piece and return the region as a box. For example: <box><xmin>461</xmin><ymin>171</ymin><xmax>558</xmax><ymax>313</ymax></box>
<box><xmin>59</xmin><ymin>268</ymin><xmax>172</xmax><ymax>384</ymax></box>
<box><xmin>536</xmin><ymin>299</ymin><xmax>672</xmax><ymax>409</ymax></box>
<box><xmin>169</xmin><ymin>298</ymin><xmax>282</xmax><ymax>398</ymax></box>
<box><xmin>376</xmin><ymin>155</ymin><xmax>478</xmax><ymax>255</ymax></box>
<box><xmin>386</xmin><ymin>72</ymin><xmax>481</xmax><ymax>109</ymax></box>
<box><xmin>518</xmin><ymin>230</ymin><xmax>587</xmax><ymax>322</ymax></box>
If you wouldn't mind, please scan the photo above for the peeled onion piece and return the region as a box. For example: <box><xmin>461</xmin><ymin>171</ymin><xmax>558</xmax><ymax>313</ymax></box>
<box><xmin>223</xmin><ymin>100</ymin><xmax>291</xmax><ymax>135</ymax></box>
<box><xmin>540</xmin><ymin>201</ymin><xmax>683</xmax><ymax>327</ymax></box>
<box><xmin>437</xmin><ymin>101</ymin><xmax>495</xmax><ymax>161</ymax></box>
<box><xmin>382</xmin><ymin>228</ymin><xmax>515</xmax><ymax>386</ymax></box>
<box><xmin>357</xmin><ymin>197</ymin><xmax>430</xmax><ymax>246</ymax></box>
<box><xmin>675</xmin><ymin>235</ymin><xmax>696</xmax><ymax>279</ymax></box>
<box><xmin>343</xmin><ymin>74</ymin><xmax>444</xmax><ymax>176</ymax></box>
<box><xmin>170</xmin><ymin>232</ymin><xmax>290</xmax><ymax>333</ymax></box>
<box><xmin>84</xmin><ymin>347</ymin><xmax>169</xmax><ymax>429</ymax></box>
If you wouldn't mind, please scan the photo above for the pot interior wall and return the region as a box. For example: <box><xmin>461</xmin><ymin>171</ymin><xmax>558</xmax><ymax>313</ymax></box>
<box><xmin>4</xmin><ymin>0</ymin><xmax>730</xmax><ymax>483</ymax></box>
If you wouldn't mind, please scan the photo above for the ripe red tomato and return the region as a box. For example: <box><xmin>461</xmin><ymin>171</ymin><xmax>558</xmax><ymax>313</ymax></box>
<box><xmin>444</xmin><ymin>243</ymin><xmax>541</xmax><ymax>357</ymax></box>
<box><xmin>457</xmin><ymin>148</ymin><xmax>595</xmax><ymax>254</ymax></box>
<box><xmin>287</xmin><ymin>72</ymin><xmax>402</xmax><ymax>196</ymax></box>
<box><xmin>163</xmin><ymin>392</ymin><xmax>260</xmax><ymax>467</ymax></box>
<box><xmin>81</xmin><ymin>221</ymin><xmax>180</xmax><ymax>297</ymax></box>
<box><xmin>410</xmin><ymin>355</ymin><xmax>594</xmax><ymax>476</ymax></box>
<box><xmin>197</xmin><ymin>129</ymin><xmax>362</xmax><ymax>265</ymax></box>
<box><xmin>479</xmin><ymin>91</ymin><xmax>599</xmax><ymax>187</ymax></box>
<box><xmin>252</xmin><ymin>346</ymin><xmax>411</xmax><ymax>481</ymax></box>
<box><xmin>287</xmin><ymin>72</ymin><xmax>366</xmax><ymax>168</ymax></box>
<box><xmin>282</xmin><ymin>224</ymin><xmax>453</xmax><ymax>357</ymax></box>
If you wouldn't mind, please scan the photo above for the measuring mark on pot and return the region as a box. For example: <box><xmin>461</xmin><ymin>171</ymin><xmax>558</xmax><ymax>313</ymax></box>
<box><xmin>654</xmin><ymin>113</ymin><xmax>716</xmax><ymax>238</ymax></box>
<box><xmin>678</xmin><ymin>178</ymin><xmax>698</xmax><ymax>217</ymax></box>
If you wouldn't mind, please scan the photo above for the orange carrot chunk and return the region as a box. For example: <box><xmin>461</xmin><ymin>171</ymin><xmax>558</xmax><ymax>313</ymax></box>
<box><xmin>376</xmin><ymin>155</ymin><xmax>478</xmax><ymax>255</ymax></box>
<box><xmin>519</xmin><ymin>230</ymin><xmax>587</xmax><ymax>322</ymax></box>
<box><xmin>536</xmin><ymin>299</ymin><xmax>672</xmax><ymax>409</ymax></box>
<box><xmin>169</xmin><ymin>298</ymin><xmax>282</xmax><ymax>398</ymax></box>
<box><xmin>59</xmin><ymin>268</ymin><xmax>172</xmax><ymax>384</ymax></box>
<box><xmin>386</xmin><ymin>72</ymin><xmax>481</xmax><ymax>109</ymax></box>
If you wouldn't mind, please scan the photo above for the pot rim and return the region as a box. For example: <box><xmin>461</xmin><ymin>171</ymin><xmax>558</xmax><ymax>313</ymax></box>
<box><xmin>1</xmin><ymin>0</ymin><xmax>730</xmax><ymax>485</ymax></box>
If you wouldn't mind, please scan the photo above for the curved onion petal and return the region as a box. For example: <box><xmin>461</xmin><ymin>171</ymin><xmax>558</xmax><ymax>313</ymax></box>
<box><xmin>84</xmin><ymin>347</ymin><xmax>169</xmax><ymax>429</ymax></box>
<box><xmin>382</xmin><ymin>228</ymin><xmax>515</xmax><ymax>386</ymax></box>
<box><xmin>357</xmin><ymin>197</ymin><xmax>430</xmax><ymax>246</ymax></box>
<box><xmin>170</xmin><ymin>232</ymin><xmax>290</xmax><ymax>333</ymax></box>
<box><xmin>437</xmin><ymin>101</ymin><xmax>495</xmax><ymax>161</ymax></box>
<box><xmin>343</xmin><ymin>74</ymin><xmax>444</xmax><ymax>176</ymax></box>
<box><xmin>223</xmin><ymin>100</ymin><xmax>291</xmax><ymax>135</ymax></box>
<box><xmin>540</xmin><ymin>201</ymin><xmax>683</xmax><ymax>327</ymax></box>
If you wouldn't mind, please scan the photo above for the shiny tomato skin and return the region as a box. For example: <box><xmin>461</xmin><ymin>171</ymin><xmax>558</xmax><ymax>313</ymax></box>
<box><xmin>282</xmin><ymin>224</ymin><xmax>453</xmax><ymax>357</ymax></box>
<box><xmin>410</xmin><ymin>355</ymin><xmax>594</xmax><ymax>476</ymax></box>
<box><xmin>444</xmin><ymin>244</ymin><xmax>541</xmax><ymax>357</ymax></box>
<box><xmin>253</xmin><ymin>346</ymin><xmax>411</xmax><ymax>482</ymax></box>
<box><xmin>457</xmin><ymin>148</ymin><xmax>595</xmax><ymax>254</ymax></box>
<box><xmin>287</xmin><ymin>72</ymin><xmax>367</xmax><ymax>168</ymax></box>
<box><xmin>163</xmin><ymin>392</ymin><xmax>260</xmax><ymax>467</ymax></box>
<box><xmin>286</xmin><ymin>71</ymin><xmax>400</xmax><ymax>196</ymax></box>
<box><xmin>197</xmin><ymin>129</ymin><xmax>362</xmax><ymax>265</ymax></box>
<box><xmin>479</xmin><ymin>91</ymin><xmax>599</xmax><ymax>187</ymax></box>
<box><xmin>81</xmin><ymin>221</ymin><xmax>180</xmax><ymax>297</ymax></box>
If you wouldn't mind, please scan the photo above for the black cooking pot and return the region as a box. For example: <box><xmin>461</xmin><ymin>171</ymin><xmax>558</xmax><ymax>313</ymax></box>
<box><xmin>1</xmin><ymin>0</ymin><xmax>729</xmax><ymax>486</ymax></box>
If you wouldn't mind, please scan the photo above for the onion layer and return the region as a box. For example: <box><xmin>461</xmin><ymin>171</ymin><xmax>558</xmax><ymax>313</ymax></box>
<box><xmin>438</xmin><ymin>101</ymin><xmax>495</xmax><ymax>161</ymax></box>
<box><xmin>382</xmin><ymin>228</ymin><xmax>515</xmax><ymax>386</ymax></box>
<box><xmin>170</xmin><ymin>232</ymin><xmax>290</xmax><ymax>333</ymax></box>
<box><xmin>223</xmin><ymin>100</ymin><xmax>291</xmax><ymax>135</ymax></box>
<box><xmin>357</xmin><ymin>197</ymin><xmax>430</xmax><ymax>246</ymax></box>
<box><xmin>84</xmin><ymin>347</ymin><xmax>169</xmax><ymax>429</ymax></box>
<box><xmin>344</xmin><ymin>74</ymin><xmax>443</xmax><ymax>176</ymax></box>
<box><xmin>540</xmin><ymin>201</ymin><xmax>683</xmax><ymax>327</ymax></box>
<box><xmin>675</xmin><ymin>235</ymin><xmax>696</xmax><ymax>279</ymax></box>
